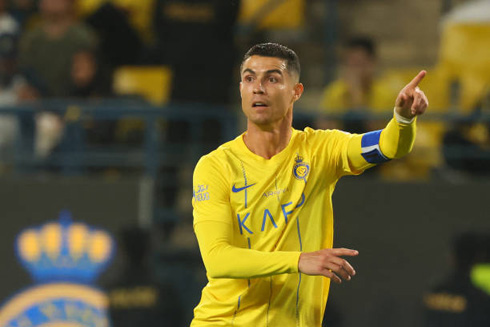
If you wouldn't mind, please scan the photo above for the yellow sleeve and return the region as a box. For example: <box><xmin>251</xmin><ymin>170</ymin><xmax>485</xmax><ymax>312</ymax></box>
<box><xmin>346</xmin><ymin>116</ymin><xmax>417</xmax><ymax>172</ymax></box>
<box><xmin>193</xmin><ymin>155</ymin><xmax>301</xmax><ymax>279</ymax></box>
<box><xmin>194</xmin><ymin>221</ymin><xmax>301</xmax><ymax>279</ymax></box>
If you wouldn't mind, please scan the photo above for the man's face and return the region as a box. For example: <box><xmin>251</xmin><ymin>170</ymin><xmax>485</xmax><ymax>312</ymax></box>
<box><xmin>71</xmin><ymin>51</ymin><xmax>96</xmax><ymax>87</ymax></box>
<box><xmin>240</xmin><ymin>55</ymin><xmax>303</xmax><ymax>127</ymax></box>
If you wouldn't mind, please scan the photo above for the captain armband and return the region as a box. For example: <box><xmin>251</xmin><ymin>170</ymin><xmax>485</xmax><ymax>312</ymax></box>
<box><xmin>361</xmin><ymin>130</ymin><xmax>391</xmax><ymax>164</ymax></box>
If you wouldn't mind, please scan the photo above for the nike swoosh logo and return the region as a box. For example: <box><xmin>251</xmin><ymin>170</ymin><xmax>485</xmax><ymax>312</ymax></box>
<box><xmin>232</xmin><ymin>183</ymin><xmax>256</xmax><ymax>193</ymax></box>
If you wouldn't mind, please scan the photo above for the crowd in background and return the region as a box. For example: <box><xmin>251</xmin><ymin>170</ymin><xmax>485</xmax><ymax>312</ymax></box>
<box><xmin>0</xmin><ymin>0</ymin><xmax>239</xmax><ymax>167</ymax></box>
<box><xmin>0</xmin><ymin>0</ymin><xmax>488</xmax><ymax>179</ymax></box>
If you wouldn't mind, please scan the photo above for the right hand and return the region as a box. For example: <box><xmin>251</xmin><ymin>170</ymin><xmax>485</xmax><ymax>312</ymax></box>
<box><xmin>298</xmin><ymin>248</ymin><xmax>359</xmax><ymax>284</ymax></box>
<box><xmin>394</xmin><ymin>70</ymin><xmax>428</xmax><ymax>119</ymax></box>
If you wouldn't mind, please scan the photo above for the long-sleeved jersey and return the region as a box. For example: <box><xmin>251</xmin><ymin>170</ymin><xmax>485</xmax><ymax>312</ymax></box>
<box><xmin>191</xmin><ymin>116</ymin><xmax>416</xmax><ymax>327</ymax></box>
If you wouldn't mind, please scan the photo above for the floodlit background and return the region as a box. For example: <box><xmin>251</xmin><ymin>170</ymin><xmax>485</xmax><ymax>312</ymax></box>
<box><xmin>0</xmin><ymin>0</ymin><xmax>489</xmax><ymax>326</ymax></box>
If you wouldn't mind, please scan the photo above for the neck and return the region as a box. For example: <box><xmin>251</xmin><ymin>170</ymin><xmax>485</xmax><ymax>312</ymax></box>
<box><xmin>243</xmin><ymin>112</ymin><xmax>293</xmax><ymax>159</ymax></box>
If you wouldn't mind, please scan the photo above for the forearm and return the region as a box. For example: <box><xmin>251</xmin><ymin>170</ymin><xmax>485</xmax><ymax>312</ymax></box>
<box><xmin>347</xmin><ymin>112</ymin><xmax>416</xmax><ymax>171</ymax></box>
<box><xmin>379</xmin><ymin>111</ymin><xmax>416</xmax><ymax>159</ymax></box>
<box><xmin>195</xmin><ymin>221</ymin><xmax>301</xmax><ymax>279</ymax></box>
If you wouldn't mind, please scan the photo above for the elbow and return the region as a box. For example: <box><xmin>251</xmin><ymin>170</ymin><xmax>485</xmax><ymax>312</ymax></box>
<box><xmin>205</xmin><ymin>259</ymin><xmax>237</xmax><ymax>279</ymax></box>
<box><xmin>204</xmin><ymin>256</ymin><xmax>225</xmax><ymax>278</ymax></box>
<box><xmin>206</xmin><ymin>266</ymin><xmax>227</xmax><ymax>279</ymax></box>
<box><xmin>202</xmin><ymin>244</ymin><xmax>235</xmax><ymax>279</ymax></box>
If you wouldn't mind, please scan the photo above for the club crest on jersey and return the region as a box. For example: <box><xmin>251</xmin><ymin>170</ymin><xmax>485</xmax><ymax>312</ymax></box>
<box><xmin>293</xmin><ymin>155</ymin><xmax>310</xmax><ymax>182</ymax></box>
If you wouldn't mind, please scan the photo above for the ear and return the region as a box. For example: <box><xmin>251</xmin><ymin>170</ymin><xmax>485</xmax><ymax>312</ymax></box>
<box><xmin>239</xmin><ymin>81</ymin><xmax>243</xmax><ymax>98</ymax></box>
<box><xmin>293</xmin><ymin>83</ymin><xmax>304</xmax><ymax>102</ymax></box>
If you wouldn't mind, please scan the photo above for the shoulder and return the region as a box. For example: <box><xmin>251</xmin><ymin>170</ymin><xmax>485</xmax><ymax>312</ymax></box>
<box><xmin>193</xmin><ymin>139</ymin><xmax>240</xmax><ymax>193</ymax></box>
<box><xmin>294</xmin><ymin>128</ymin><xmax>354</xmax><ymax>157</ymax></box>
<box><xmin>297</xmin><ymin>127</ymin><xmax>353</xmax><ymax>142</ymax></box>
<box><xmin>204</xmin><ymin>136</ymin><xmax>239</xmax><ymax>160</ymax></box>
<box><xmin>194</xmin><ymin>136</ymin><xmax>241</xmax><ymax>174</ymax></box>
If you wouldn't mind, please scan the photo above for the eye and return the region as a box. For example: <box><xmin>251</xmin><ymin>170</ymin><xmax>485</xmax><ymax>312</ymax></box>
<box><xmin>244</xmin><ymin>75</ymin><xmax>254</xmax><ymax>82</ymax></box>
<box><xmin>268</xmin><ymin>77</ymin><xmax>277</xmax><ymax>83</ymax></box>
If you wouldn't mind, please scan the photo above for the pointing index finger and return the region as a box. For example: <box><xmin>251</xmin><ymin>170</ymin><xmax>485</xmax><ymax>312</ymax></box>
<box><xmin>407</xmin><ymin>70</ymin><xmax>426</xmax><ymax>88</ymax></box>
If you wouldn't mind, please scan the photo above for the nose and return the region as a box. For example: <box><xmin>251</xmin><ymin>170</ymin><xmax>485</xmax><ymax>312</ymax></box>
<box><xmin>253</xmin><ymin>80</ymin><xmax>265</xmax><ymax>94</ymax></box>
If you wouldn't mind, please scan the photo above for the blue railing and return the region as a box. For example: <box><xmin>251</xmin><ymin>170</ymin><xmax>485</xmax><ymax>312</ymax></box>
<box><xmin>0</xmin><ymin>99</ymin><xmax>239</xmax><ymax>177</ymax></box>
<box><xmin>1</xmin><ymin>99</ymin><xmax>489</xmax><ymax>176</ymax></box>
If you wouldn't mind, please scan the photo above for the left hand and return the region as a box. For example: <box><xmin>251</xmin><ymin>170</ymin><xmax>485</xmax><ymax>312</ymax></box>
<box><xmin>395</xmin><ymin>70</ymin><xmax>429</xmax><ymax>119</ymax></box>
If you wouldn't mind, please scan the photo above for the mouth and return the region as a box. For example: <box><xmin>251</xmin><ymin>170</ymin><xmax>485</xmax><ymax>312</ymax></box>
<box><xmin>252</xmin><ymin>102</ymin><xmax>269</xmax><ymax>109</ymax></box>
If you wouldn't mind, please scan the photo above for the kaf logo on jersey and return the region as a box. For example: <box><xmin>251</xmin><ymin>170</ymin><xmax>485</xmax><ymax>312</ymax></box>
<box><xmin>0</xmin><ymin>210</ymin><xmax>115</xmax><ymax>327</ymax></box>
<box><xmin>293</xmin><ymin>155</ymin><xmax>310</xmax><ymax>182</ymax></box>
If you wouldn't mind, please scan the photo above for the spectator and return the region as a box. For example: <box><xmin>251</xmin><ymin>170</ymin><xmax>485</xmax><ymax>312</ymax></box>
<box><xmin>423</xmin><ymin>232</ymin><xmax>490</xmax><ymax>327</ymax></box>
<box><xmin>68</xmin><ymin>48</ymin><xmax>112</xmax><ymax>98</ymax></box>
<box><xmin>15</xmin><ymin>0</ymin><xmax>98</xmax><ymax>166</ymax></box>
<box><xmin>67</xmin><ymin>48</ymin><xmax>116</xmax><ymax>148</ymax></box>
<box><xmin>318</xmin><ymin>37</ymin><xmax>398</xmax><ymax>133</ymax></box>
<box><xmin>18</xmin><ymin>0</ymin><xmax>98</xmax><ymax>98</ymax></box>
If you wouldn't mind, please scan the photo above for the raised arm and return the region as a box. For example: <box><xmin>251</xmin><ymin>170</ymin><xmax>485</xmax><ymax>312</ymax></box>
<box><xmin>347</xmin><ymin>70</ymin><xmax>429</xmax><ymax>172</ymax></box>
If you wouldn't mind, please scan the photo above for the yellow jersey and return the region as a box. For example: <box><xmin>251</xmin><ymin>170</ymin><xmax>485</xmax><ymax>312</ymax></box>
<box><xmin>192</xmin><ymin>117</ymin><xmax>415</xmax><ymax>327</ymax></box>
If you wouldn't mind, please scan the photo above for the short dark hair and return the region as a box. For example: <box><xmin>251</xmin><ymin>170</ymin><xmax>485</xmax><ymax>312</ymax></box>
<box><xmin>241</xmin><ymin>43</ymin><xmax>301</xmax><ymax>79</ymax></box>
<box><xmin>345</xmin><ymin>37</ymin><xmax>376</xmax><ymax>58</ymax></box>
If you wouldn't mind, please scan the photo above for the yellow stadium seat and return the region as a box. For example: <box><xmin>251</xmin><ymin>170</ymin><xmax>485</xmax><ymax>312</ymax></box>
<box><xmin>113</xmin><ymin>66</ymin><xmax>172</xmax><ymax>142</ymax></box>
<box><xmin>438</xmin><ymin>23</ymin><xmax>490</xmax><ymax>112</ymax></box>
<box><xmin>239</xmin><ymin>0</ymin><xmax>304</xmax><ymax>29</ymax></box>
<box><xmin>113</xmin><ymin>66</ymin><xmax>172</xmax><ymax>105</ymax></box>
<box><xmin>439</xmin><ymin>23</ymin><xmax>490</xmax><ymax>77</ymax></box>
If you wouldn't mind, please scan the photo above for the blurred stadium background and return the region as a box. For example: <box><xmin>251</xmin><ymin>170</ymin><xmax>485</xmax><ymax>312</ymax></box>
<box><xmin>0</xmin><ymin>0</ymin><xmax>489</xmax><ymax>326</ymax></box>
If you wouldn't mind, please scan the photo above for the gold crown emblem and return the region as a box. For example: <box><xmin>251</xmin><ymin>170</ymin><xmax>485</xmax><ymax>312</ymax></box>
<box><xmin>16</xmin><ymin>210</ymin><xmax>114</xmax><ymax>283</ymax></box>
<box><xmin>293</xmin><ymin>154</ymin><xmax>309</xmax><ymax>181</ymax></box>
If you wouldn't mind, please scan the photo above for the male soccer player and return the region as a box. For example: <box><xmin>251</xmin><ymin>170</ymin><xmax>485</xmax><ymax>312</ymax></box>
<box><xmin>191</xmin><ymin>43</ymin><xmax>428</xmax><ymax>327</ymax></box>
